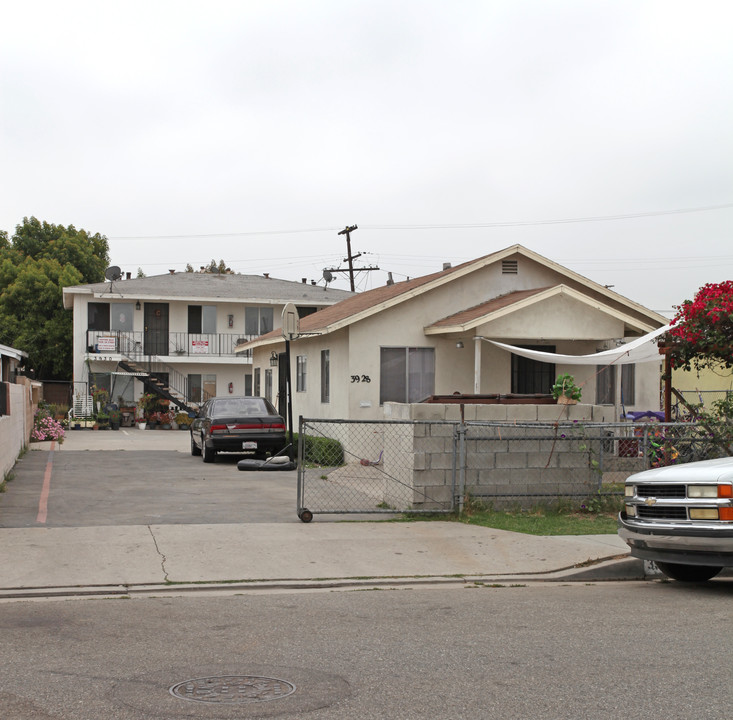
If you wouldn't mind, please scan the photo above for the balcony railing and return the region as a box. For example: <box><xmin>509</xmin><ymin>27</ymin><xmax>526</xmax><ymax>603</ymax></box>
<box><xmin>85</xmin><ymin>331</ymin><xmax>255</xmax><ymax>359</ymax></box>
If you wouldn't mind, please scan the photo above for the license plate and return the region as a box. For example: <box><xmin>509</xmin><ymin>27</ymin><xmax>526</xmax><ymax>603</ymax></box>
<box><xmin>243</xmin><ymin>441</ymin><xmax>258</xmax><ymax>450</ymax></box>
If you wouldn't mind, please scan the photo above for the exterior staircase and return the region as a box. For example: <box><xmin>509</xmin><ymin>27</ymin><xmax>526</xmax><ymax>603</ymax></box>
<box><xmin>117</xmin><ymin>359</ymin><xmax>198</xmax><ymax>415</ymax></box>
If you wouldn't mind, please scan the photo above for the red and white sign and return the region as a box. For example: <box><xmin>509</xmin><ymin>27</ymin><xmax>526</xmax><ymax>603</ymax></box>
<box><xmin>191</xmin><ymin>340</ymin><xmax>209</xmax><ymax>354</ymax></box>
<box><xmin>97</xmin><ymin>336</ymin><xmax>116</xmax><ymax>351</ymax></box>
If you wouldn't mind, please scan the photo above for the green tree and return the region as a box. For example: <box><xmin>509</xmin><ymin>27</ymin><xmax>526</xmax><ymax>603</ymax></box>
<box><xmin>0</xmin><ymin>217</ymin><xmax>109</xmax><ymax>379</ymax></box>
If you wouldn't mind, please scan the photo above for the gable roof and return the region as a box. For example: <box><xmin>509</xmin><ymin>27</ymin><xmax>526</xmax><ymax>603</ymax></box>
<box><xmin>62</xmin><ymin>272</ymin><xmax>353</xmax><ymax>309</ymax></box>
<box><xmin>238</xmin><ymin>244</ymin><xmax>668</xmax><ymax>350</ymax></box>
<box><xmin>425</xmin><ymin>284</ymin><xmax>660</xmax><ymax>335</ymax></box>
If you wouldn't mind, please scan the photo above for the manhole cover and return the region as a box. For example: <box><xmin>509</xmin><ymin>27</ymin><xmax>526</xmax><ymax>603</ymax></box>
<box><xmin>169</xmin><ymin>675</ymin><xmax>296</xmax><ymax>705</ymax></box>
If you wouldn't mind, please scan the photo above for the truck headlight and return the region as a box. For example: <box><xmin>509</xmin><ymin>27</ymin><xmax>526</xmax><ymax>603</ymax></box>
<box><xmin>625</xmin><ymin>504</ymin><xmax>637</xmax><ymax>517</ymax></box>
<box><xmin>688</xmin><ymin>485</ymin><xmax>718</xmax><ymax>498</ymax></box>
<box><xmin>625</xmin><ymin>485</ymin><xmax>634</xmax><ymax>497</ymax></box>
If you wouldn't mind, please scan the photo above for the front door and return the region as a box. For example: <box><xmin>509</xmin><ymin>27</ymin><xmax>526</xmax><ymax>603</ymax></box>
<box><xmin>144</xmin><ymin>303</ymin><xmax>169</xmax><ymax>356</ymax></box>
<box><xmin>277</xmin><ymin>353</ymin><xmax>287</xmax><ymax>417</ymax></box>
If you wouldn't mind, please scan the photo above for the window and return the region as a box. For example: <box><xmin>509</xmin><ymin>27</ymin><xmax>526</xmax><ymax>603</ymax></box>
<box><xmin>254</xmin><ymin>367</ymin><xmax>261</xmax><ymax>396</ymax></box>
<box><xmin>511</xmin><ymin>347</ymin><xmax>555</xmax><ymax>394</ymax></box>
<box><xmin>321</xmin><ymin>349</ymin><xmax>330</xmax><ymax>403</ymax></box>
<box><xmin>296</xmin><ymin>355</ymin><xmax>307</xmax><ymax>392</ymax></box>
<box><xmin>188</xmin><ymin>373</ymin><xmax>216</xmax><ymax>402</ymax></box>
<box><xmin>596</xmin><ymin>365</ymin><xmax>616</xmax><ymax>405</ymax></box>
<box><xmin>245</xmin><ymin>307</ymin><xmax>274</xmax><ymax>336</ymax></box>
<box><xmin>379</xmin><ymin>347</ymin><xmax>435</xmax><ymax>404</ymax></box>
<box><xmin>245</xmin><ymin>374</ymin><xmax>253</xmax><ymax>396</ymax></box>
<box><xmin>621</xmin><ymin>364</ymin><xmax>635</xmax><ymax>405</ymax></box>
<box><xmin>296</xmin><ymin>306</ymin><xmax>318</xmax><ymax>319</ymax></box>
<box><xmin>265</xmin><ymin>369</ymin><xmax>273</xmax><ymax>403</ymax></box>
<box><xmin>88</xmin><ymin>303</ymin><xmax>110</xmax><ymax>331</ymax></box>
<box><xmin>188</xmin><ymin>305</ymin><xmax>217</xmax><ymax>333</ymax></box>
<box><xmin>110</xmin><ymin>303</ymin><xmax>133</xmax><ymax>331</ymax></box>
<box><xmin>203</xmin><ymin>374</ymin><xmax>216</xmax><ymax>401</ymax></box>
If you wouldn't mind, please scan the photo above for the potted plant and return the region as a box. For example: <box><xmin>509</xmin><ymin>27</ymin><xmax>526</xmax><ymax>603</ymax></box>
<box><xmin>109</xmin><ymin>409</ymin><xmax>121</xmax><ymax>430</ymax></box>
<box><xmin>174</xmin><ymin>412</ymin><xmax>192</xmax><ymax>430</ymax></box>
<box><xmin>96</xmin><ymin>412</ymin><xmax>110</xmax><ymax>429</ymax></box>
<box><xmin>552</xmin><ymin>373</ymin><xmax>582</xmax><ymax>405</ymax></box>
<box><xmin>92</xmin><ymin>387</ymin><xmax>109</xmax><ymax>414</ymax></box>
<box><xmin>146</xmin><ymin>411</ymin><xmax>160</xmax><ymax>429</ymax></box>
<box><xmin>160</xmin><ymin>410</ymin><xmax>173</xmax><ymax>430</ymax></box>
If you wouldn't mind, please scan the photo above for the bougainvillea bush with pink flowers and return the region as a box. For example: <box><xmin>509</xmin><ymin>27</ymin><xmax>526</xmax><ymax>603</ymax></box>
<box><xmin>667</xmin><ymin>280</ymin><xmax>733</xmax><ymax>372</ymax></box>
<box><xmin>31</xmin><ymin>409</ymin><xmax>65</xmax><ymax>442</ymax></box>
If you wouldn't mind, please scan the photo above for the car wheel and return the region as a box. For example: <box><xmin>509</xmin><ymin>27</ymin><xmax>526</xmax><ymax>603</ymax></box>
<box><xmin>202</xmin><ymin>443</ymin><xmax>216</xmax><ymax>463</ymax></box>
<box><xmin>655</xmin><ymin>562</ymin><xmax>723</xmax><ymax>582</ymax></box>
<box><xmin>190</xmin><ymin>433</ymin><xmax>201</xmax><ymax>456</ymax></box>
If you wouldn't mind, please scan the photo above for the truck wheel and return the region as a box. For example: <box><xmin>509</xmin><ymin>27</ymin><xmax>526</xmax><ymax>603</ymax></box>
<box><xmin>202</xmin><ymin>444</ymin><xmax>216</xmax><ymax>463</ymax></box>
<box><xmin>655</xmin><ymin>562</ymin><xmax>722</xmax><ymax>582</ymax></box>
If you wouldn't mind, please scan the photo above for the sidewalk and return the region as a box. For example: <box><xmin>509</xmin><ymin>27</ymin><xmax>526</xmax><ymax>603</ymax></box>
<box><xmin>0</xmin><ymin>430</ymin><xmax>642</xmax><ymax>599</ymax></box>
<box><xmin>0</xmin><ymin>519</ymin><xmax>640</xmax><ymax>600</ymax></box>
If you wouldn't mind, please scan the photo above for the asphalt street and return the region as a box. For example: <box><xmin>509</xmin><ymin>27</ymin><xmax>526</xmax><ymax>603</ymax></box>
<box><xmin>1</xmin><ymin>581</ymin><xmax>732</xmax><ymax>719</ymax></box>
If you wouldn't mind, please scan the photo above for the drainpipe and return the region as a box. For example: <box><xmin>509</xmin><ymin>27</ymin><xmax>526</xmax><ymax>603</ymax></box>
<box><xmin>473</xmin><ymin>337</ymin><xmax>482</xmax><ymax>394</ymax></box>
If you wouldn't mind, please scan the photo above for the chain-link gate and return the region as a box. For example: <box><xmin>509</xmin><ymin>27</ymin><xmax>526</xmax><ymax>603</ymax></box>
<box><xmin>296</xmin><ymin>418</ymin><xmax>457</xmax><ymax>522</ymax></box>
<box><xmin>296</xmin><ymin>417</ymin><xmax>730</xmax><ymax>521</ymax></box>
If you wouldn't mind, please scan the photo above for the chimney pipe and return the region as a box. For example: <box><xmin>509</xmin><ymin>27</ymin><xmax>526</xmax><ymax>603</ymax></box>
<box><xmin>126</xmin><ymin>272</ymin><xmax>131</xmax><ymax>280</ymax></box>
<box><xmin>263</xmin><ymin>273</ymin><xmax>269</xmax><ymax>279</ymax></box>
<box><xmin>302</xmin><ymin>278</ymin><xmax>307</xmax><ymax>284</ymax></box>
<box><xmin>443</xmin><ymin>262</ymin><xmax>452</xmax><ymax>271</ymax></box>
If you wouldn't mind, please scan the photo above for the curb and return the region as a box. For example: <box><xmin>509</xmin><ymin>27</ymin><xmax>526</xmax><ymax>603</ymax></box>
<box><xmin>0</xmin><ymin>557</ymin><xmax>650</xmax><ymax>601</ymax></box>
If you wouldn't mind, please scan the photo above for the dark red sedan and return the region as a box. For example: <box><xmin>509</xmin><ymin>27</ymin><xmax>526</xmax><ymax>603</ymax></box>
<box><xmin>190</xmin><ymin>396</ymin><xmax>287</xmax><ymax>463</ymax></box>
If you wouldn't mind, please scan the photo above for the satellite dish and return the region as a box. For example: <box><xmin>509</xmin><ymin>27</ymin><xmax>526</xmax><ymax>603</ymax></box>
<box><xmin>104</xmin><ymin>266</ymin><xmax>122</xmax><ymax>281</ymax></box>
<box><xmin>323</xmin><ymin>269</ymin><xmax>334</xmax><ymax>283</ymax></box>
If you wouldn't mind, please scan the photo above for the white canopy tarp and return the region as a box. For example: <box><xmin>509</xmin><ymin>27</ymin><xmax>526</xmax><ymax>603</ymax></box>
<box><xmin>487</xmin><ymin>324</ymin><xmax>671</xmax><ymax>366</ymax></box>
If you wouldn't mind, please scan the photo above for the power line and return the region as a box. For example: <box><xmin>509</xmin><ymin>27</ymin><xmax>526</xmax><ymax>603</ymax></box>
<box><xmin>363</xmin><ymin>203</ymin><xmax>733</xmax><ymax>230</ymax></box>
<box><xmin>107</xmin><ymin>202</ymin><xmax>732</xmax><ymax>241</ymax></box>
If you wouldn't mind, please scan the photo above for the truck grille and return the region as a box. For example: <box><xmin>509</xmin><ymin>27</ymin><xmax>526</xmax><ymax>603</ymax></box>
<box><xmin>637</xmin><ymin>506</ymin><xmax>688</xmax><ymax>521</ymax></box>
<box><xmin>636</xmin><ymin>484</ymin><xmax>686</xmax><ymax>499</ymax></box>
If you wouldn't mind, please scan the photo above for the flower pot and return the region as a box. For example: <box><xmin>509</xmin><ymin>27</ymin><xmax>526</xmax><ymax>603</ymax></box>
<box><xmin>138</xmin><ymin>422</ymin><xmax>147</xmax><ymax>431</ymax></box>
<box><xmin>557</xmin><ymin>395</ymin><xmax>578</xmax><ymax>405</ymax></box>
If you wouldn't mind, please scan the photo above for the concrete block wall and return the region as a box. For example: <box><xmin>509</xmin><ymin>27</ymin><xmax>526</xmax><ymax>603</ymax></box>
<box><xmin>387</xmin><ymin>402</ymin><xmax>607</xmax><ymax>510</ymax></box>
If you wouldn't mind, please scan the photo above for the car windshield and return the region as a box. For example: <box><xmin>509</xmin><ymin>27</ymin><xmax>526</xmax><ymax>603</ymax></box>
<box><xmin>210</xmin><ymin>398</ymin><xmax>273</xmax><ymax>416</ymax></box>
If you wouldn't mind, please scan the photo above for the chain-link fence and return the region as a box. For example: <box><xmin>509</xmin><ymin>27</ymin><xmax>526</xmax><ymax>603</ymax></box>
<box><xmin>674</xmin><ymin>389</ymin><xmax>732</xmax><ymax>415</ymax></box>
<box><xmin>296</xmin><ymin>418</ymin><xmax>731</xmax><ymax>520</ymax></box>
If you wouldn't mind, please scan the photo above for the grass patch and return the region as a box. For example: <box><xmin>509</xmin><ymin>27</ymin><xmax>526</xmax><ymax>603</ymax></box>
<box><xmin>405</xmin><ymin>493</ymin><xmax>623</xmax><ymax>536</ymax></box>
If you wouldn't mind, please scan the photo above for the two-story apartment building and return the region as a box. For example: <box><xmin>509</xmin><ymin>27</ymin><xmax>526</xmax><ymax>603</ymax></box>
<box><xmin>62</xmin><ymin>271</ymin><xmax>352</xmax><ymax>413</ymax></box>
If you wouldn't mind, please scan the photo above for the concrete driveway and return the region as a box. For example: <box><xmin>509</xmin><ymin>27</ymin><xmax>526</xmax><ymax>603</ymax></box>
<box><xmin>1</xmin><ymin>427</ymin><xmax>299</xmax><ymax>527</ymax></box>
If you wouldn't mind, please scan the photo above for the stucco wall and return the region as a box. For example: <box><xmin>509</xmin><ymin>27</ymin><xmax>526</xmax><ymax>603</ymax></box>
<box><xmin>0</xmin><ymin>382</ymin><xmax>32</xmax><ymax>480</ymax></box>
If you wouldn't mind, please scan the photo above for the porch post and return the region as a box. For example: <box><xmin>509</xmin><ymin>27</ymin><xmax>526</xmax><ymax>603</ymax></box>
<box><xmin>473</xmin><ymin>336</ymin><xmax>481</xmax><ymax>394</ymax></box>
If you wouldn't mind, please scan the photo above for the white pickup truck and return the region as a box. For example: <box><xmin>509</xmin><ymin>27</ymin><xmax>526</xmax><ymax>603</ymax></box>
<box><xmin>618</xmin><ymin>457</ymin><xmax>733</xmax><ymax>581</ymax></box>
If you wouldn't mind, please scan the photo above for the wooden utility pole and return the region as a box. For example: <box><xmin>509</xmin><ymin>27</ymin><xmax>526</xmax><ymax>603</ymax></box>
<box><xmin>325</xmin><ymin>225</ymin><xmax>379</xmax><ymax>291</ymax></box>
<box><xmin>338</xmin><ymin>225</ymin><xmax>359</xmax><ymax>291</ymax></box>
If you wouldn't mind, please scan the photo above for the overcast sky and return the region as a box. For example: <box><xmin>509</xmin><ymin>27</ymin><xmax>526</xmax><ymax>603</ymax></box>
<box><xmin>1</xmin><ymin>1</ymin><xmax>731</xmax><ymax>316</ymax></box>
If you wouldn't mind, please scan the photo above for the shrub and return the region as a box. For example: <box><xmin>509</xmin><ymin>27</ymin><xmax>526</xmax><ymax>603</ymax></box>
<box><xmin>293</xmin><ymin>433</ymin><xmax>345</xmax><ymax>465</ymax></box>
<box><xmin>31</xmin><ymin>409</ymin><xmax>66</xmax><ymax>442</ymax></box>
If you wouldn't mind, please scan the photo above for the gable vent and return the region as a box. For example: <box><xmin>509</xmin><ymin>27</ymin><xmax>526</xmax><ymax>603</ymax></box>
<box><xmin>502</xmin><ymin>259</ymin><xmax>518</xmax><ymax>274</ymax></box>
